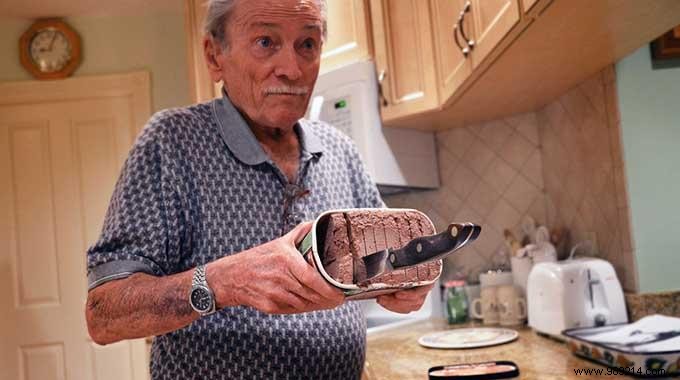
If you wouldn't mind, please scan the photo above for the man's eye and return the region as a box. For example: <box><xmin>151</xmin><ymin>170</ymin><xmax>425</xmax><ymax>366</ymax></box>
<box><xmin>256</xmin><ymin>37</ymin><xmax>273</xmax><ymax>48</ymax></box>
<box><xmin>302</xmin><ymin>38</ymin><xmax>317</xmax><ymax>50</ymax></box>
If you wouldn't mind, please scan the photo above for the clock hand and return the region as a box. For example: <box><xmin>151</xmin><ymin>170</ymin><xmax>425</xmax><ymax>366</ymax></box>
<box><xmin>48</xmin><ymin>31</ymin><xmax>57</xmax><ymax>51</ymax></box>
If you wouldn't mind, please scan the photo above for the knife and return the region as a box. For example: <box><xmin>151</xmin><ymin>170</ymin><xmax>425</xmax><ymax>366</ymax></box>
<box><xmin>358</xmin><ymin>222</ymin><xmax>481</xmax><ymax>283</ymax></box>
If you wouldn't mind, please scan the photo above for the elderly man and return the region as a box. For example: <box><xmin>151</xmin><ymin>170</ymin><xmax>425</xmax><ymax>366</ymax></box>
<box><xmin>85</xmin><ymin>0</ymin><xmax>432</xmax><ymax>378</ymax></box>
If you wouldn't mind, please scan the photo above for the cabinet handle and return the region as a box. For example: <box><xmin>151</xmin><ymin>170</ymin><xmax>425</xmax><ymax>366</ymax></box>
<box><xmin>453</xmin><ymin>24</ymin><xmax>470</xmax><ymax>57</ymax></box>
<box><xmin>377</xmin><ymin>69</ymin><xmax>389</xmax><ymax>107</ymax></box>
<box><xmin>459</xmin><ymin>1</ymin><xmax>475</xmax><ymax>49</ymax></box>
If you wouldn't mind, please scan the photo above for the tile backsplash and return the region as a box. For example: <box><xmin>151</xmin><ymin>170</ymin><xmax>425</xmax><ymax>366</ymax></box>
<box><xmin>383</xmin><ymin>66</ymin><xmax>636</xmax><ymax>291</ymax></box>
<box><xmin>536</xmin><ymin>66</ymin><xmax>636</xmax><ymax>292</ymax></box>
<box><xmin>384</xmin><ymin>113</ymin><xmax>547</xmax><ymax>284</ymax></box>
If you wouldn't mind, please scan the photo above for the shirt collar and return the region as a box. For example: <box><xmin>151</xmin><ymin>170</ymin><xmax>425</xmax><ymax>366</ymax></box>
<box><xmin>213</xmin><ymin>89</ymin><xmax>323</xmax><ymax>166</ymax></box>
<box><xmin>296</xmin><ymin>119</ymin><xmax>324</xmax><ymax>156</ymax></box>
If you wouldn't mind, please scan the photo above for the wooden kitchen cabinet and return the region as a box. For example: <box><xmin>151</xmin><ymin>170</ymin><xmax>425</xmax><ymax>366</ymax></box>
<box><xmin>184</xmin><ymin>0</ymin><xmax>221</xmax><ymax>103</ymax></box>
<box><xmin>430</xmin><ymin>0</ymin><xmax>475</xmax><ymax>107</ymax></box>
<box><xmin>368</xmin><ymin>0</ymin><xmax>521</xmax><ymax>125</ymax></box>
<box><xmin>320</xmin><ymin>0</ymin><xmax>372</xmax><ymax>74</ymax></box>
<box><xmin>522</xmin><ymin>0</ymin><xmax>540</xmax><ymax>13</ymax></box>
<box><xmin>369</xmin><ymin>0</ymin><xmax>440</xmax><ymax>123</ymax></box>
<box><xmin>185</xmin><ymin>0</ymin><xmax>372</xmax><ymax>102</ymax></box>
<box><xmin>469</xmin><ymin>0</ymin><xmax>521</xmax><ymax>67</ymax></box>
<box><xmin>182</xmin><ymin>0</ymin><xmax>680</xmax><ymax>131</ymax></box>
<box><xmin>408</xmin><ymin>0</ymin><xmax>680</xmax><ymax>130</ymax></box>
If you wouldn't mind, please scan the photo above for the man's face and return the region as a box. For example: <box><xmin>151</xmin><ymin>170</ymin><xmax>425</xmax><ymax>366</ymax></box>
<box><xmin>212</xmin><ymin>0</ymin><xmax>323</xmax><ymax>131</ymax></box>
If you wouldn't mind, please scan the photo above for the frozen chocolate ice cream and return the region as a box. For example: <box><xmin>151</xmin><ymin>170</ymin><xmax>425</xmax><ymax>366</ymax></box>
<box><xmin>321</xmin><ymin>213</ymin><xmax>353</xmax><ymax>284</ymax></box>
<box><xmin>319</xmin><ymin>209</ymin><xmax>441</xmax><ymax>286</ymax></box>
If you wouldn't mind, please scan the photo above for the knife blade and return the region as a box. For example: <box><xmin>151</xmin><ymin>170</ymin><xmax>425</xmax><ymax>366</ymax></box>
<box><xmin>358</xmin><ymin>222</ymin><xmax>481</xmax><ymax>283</ymax></box>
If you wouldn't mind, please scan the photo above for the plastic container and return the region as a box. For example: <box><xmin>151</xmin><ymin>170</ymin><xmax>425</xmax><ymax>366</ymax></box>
<box><xmin>296</xmin><ymin>208</ymin><xmax>442</xmax><ymax>300</ymax></box>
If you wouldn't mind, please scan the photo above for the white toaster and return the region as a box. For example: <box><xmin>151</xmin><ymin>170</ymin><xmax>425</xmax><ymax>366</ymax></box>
<box><xmin>527</xmin><ymin>257</ymin><xmax>628</xmax><ymax>338</ymax></box>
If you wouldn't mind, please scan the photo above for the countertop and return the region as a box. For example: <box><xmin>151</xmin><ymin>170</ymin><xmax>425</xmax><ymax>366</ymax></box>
<box><xmin>364</xmin><ymin>319</ymin><xmax>634</xmax><ymax>379</ymax></box>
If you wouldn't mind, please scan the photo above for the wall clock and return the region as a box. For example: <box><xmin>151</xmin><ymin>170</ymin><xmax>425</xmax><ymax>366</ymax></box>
<box><xmin>19</xmin><ymin>18</ymin><xmax>82</xmax><ymax>80</ymax></box>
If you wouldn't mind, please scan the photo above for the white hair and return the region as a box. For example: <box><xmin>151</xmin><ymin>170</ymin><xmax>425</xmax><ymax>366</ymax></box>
<box><xmin>203</xmin><ymin>0</ymin><xmax>328</xmax><ymax>49</ymax></box>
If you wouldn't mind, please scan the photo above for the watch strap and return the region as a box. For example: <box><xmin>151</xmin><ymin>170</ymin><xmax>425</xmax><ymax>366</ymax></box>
<box><xmin>190</xmin><ymin>264</ymin><xmax>216</xmax><ymax>316</ymax></box>
<box><xmin>192</xmin><ymin>264</ymin><xmax>208</xmax><ymax>288</ymax></box>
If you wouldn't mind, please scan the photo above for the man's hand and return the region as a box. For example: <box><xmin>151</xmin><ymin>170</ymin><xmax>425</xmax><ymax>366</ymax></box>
<box><xmin>376</xmin><ymin>283</ymin><xmax>434</xmax><ymax>314</ymax></box>
<box><xmin>209</xmin><ymin>222</ymin><xmax>346</xmax><ymax>314</ymax></box>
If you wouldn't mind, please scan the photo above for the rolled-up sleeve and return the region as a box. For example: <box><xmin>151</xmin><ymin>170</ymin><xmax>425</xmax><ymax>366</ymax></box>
<box><xmin>87</xmin><ymin>125</ymin><xmax>183</xmax><ymax>290</ymax></box>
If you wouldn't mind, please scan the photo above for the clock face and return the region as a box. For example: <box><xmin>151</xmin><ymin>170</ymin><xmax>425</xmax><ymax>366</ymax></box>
<box><xmin>29</xmin><ymin>28</ymin><xmax>72</xmax><ymax>73</ymax></box>
<box><xmin>19</xmin><ymin>19</ymin><xmax>82</xmax><ymax>80</ymax></box>
<box><xmin>191</xmin><ymin>287</ymin><xmax>213</xmax><ymax>312</ymax></box>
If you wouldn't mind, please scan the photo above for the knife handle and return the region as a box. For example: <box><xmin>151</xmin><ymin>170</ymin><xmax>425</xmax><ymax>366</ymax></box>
<box><xmin>391</xmin><ymin>223</ymin><xmax>475</xmax><ymax>268</ymax></box>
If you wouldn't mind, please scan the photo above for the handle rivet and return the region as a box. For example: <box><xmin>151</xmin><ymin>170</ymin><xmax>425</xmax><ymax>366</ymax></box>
<box><xmin>389</xmin><ymin>253</ymin><xmax>396</xmax><ymax>263</ymax></box>
<box><xmin>451</xmin><ymin>226</ymin><xmax>458</xmax><ymax>237</ymax></box>
<box><xmin>416</xmin><ymin>243</ymin><xmax>423</xmax><ymax>253</ymax></box>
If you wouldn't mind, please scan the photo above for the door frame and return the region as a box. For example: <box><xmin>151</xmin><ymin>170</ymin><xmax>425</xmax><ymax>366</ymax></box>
<box><xmin>0</xmin><ymin>71</ymin><xmax>152</xmax><ymax>380</ymax></box>
<box><xmin>0</xmin><ymin>71</ymin><xmax>151</xmax><ymax>136</ymax></box>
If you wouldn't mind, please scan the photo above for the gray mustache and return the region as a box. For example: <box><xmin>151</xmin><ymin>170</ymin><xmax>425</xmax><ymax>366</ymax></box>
<box><xmin>264</xmin><ymin>86</ymin><xmax>309</xmax><ymax>95</ymax></box>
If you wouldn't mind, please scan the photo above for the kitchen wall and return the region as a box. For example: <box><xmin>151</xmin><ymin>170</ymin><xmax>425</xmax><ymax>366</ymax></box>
<box><xmin>384</xmin><ymin>112</ymin><xmax>547</xmax><ymax>284</ymax></box>
<box><xmin>0</xmin><ymin>5</ymin><xmax>190</xmax><ymax>112</ymax></box>
<box><xmin>616</xmin><ymin>46</ymin><xmax>680</xmax><ymax>293</ymax></box>
<box><xmin>384</xmin><ymin>66</ymin><xmax>637</xmax><ymax>292</ymax></box>
<box><xmin>536</xmin><ymin>67</ymin><xmax>636</xmax><ymax>292</ymax></box>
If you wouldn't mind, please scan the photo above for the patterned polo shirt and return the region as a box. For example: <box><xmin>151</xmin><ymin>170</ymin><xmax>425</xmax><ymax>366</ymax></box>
<box><xmin>86</xmin><ymin>92</ymin><xmax>384</xmax><ymax>379</ymax></box>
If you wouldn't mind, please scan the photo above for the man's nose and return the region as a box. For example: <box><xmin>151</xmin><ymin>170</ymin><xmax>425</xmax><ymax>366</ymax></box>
<box><xmin>273</xmin><ymin>46</ymin><xmax>303</xmax><ymax>81</ymax></box>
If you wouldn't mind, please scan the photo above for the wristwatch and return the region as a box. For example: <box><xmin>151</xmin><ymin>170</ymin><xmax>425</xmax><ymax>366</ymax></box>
<box><xmin>189</xmin><ymin>264</ymin><xmax>216</xmax><ymax>316</ymax></box>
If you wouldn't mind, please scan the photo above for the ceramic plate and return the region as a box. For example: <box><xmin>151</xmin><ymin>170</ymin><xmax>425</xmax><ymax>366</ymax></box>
<box><xmin>418</xmin><ymin>328</ymin><xmax>519</xmax><ymax>349</ymax></box>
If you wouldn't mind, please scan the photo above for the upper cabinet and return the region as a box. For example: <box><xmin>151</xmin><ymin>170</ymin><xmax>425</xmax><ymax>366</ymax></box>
<box><xmin>184</xmin><ymin>0</ymin><xmax>372</xmax><ymax>102</ymax></box>
<box><xmin>370</xmin><ymin>0</ymin><xmax>522</xmax><ymax>126</ymax></box>
<box><xmin>369</xmin><ymin>0</ymin><xmax>439</xmax><ymax>123</ymax></box>
<box><xmin>522</xmin><ymin>0</ymin><xmax>540</xmax><ymax>13</ymax></box>
<box><xmin>469</xmin><ymin>0</ymin><xmax>520</xmax><ymax>67</ymax></box>
<box><xmin>320</xmin><ymin>0</ymin><xmax>372</xmax><ymax>74</ymax></box>
<box><xmin>429</xmin><ymin>0</ymin><xmax>520</xmax><ymax>110</ymax></box>
<box><xmin>184</xmin><ymin>0</ymin><xmax>221</xmax><ymax>103</ymax></box>
<box><xmin>370</xmin><ymin>0</ymin><xmax>680</xmax><ymax>129</ymax></box>
<box><xmin>184</xmin><ymin>0</ymin><xmax>680</xmax><ymax>130</ymax></box>
<box><xmin>426</xmin><ymin>0</ymin><xmax>680</xmax><ymax>129</ymax></box>
<box><xmin>430</xmin><ymin>0</ymin><xmax>474</xmax><ymax>110</ymax></box>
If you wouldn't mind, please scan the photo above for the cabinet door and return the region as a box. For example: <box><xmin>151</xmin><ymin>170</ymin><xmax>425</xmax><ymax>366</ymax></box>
<box><xmin>523</xmin><ymin>0</ymin><xmax>539</xmax><ymax>12</ymax></box>
<box><xmin>184</xmin><ymin>0</ymin><xmax>221</xmax><ymax>102</ymax></box>
<box><xmin>320</xmin><ymin>0</ymin><xmax>372</xmax><ymax>74</ymax></box>
<box><xmin>431</xmin><ymin>0</ymin><xmax>474</xmax><ymax>105</ymax></box>
<box><xmin>470</xmin><ymin>0</ymin><xmax>520</xmax><ymax>67</ymax></box>
<box><xmin>370</xmin><ymin>0</ymin><xmax>439</xmax><ymax>122</ymax></box>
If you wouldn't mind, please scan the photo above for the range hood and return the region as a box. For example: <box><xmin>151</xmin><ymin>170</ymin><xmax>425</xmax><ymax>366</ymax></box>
<box><xmin>308</xmin><ymin>60</ymin><xmax>439</xmax><ymax>194</ymax></box>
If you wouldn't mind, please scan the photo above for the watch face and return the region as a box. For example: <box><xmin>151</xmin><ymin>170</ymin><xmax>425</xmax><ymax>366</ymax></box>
<box><xmin>190</xmin><ymin>287</ymin><xmax>213</xmax><ymax>312</ymax></box>
<box><xmin>29</xmin><ymin>28</ymin><xmax>72</xmax><ymax>73</ymax></box>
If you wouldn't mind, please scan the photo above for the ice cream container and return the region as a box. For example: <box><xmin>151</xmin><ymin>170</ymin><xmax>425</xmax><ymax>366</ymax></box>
<box><xmin>428</xmin><ymin>361</ymin><xmax>520</xmax><ymax>379</ymax></box>
<box><xmin>297</xmin><ymin>208</ymin><xmax>442</xmax><ymax>300</ymax></box>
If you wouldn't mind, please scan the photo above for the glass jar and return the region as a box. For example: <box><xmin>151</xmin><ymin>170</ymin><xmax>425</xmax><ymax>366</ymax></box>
<box><xmin>444</xmin><ymin>280</ymin><xmax>468</xmax><ymax>324</ymax></box>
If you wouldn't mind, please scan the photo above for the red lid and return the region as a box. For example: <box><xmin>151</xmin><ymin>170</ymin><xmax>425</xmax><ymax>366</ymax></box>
<box><xmin>444</xmin><ymin>280</ymin><xmax>466</xmax><ymax>288</ymax></box>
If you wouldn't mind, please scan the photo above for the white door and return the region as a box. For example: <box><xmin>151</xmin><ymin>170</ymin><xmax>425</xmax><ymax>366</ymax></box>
<box><xmin>0</xmin><ymin>72</ymin><xmax>152</xmax><ymax>380</ymax></box>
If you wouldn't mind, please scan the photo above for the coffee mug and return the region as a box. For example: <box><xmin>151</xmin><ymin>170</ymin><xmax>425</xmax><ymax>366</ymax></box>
<box><xmin>479</xmin><ymin>271</ymin><xmax>513</xmax><ymax>288</ymax></box>
<box><xmin>496</xmin><ymin>285</ymin><xmax>527</xmax><ymax>326</ymax></box>
<box><xmin>470</xmin><ymin>286</ymin><xmax>499</xmax><ymax>324</ymax></box>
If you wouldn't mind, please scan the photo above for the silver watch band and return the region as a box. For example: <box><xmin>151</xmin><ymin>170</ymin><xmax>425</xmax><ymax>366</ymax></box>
<box><xmin>190</xmin><ymin>264</ymin><xmax>216</xmax><ymax>315</ymax></box>
<box><xmin>192</xmin><ymin>264</ymin><xmax>208</xmax><ymax>288</ymax></box>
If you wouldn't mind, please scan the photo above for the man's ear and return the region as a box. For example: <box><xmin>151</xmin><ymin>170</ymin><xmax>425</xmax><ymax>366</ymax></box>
<box><xmin>203</xmin><ymin>36</ymin><xmax>225</xmax><ymax>83</ymax></box>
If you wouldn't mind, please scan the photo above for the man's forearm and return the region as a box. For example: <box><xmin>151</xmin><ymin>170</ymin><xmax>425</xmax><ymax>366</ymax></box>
<box><xmin>85</xmin><ymin>270</ymin><xmax>197</xmax><ymax>345</ymax></box>
<box><xmin>84</xmin><ymin>227</ymin><xmax>347</xmax><ymax>345</ymax></box>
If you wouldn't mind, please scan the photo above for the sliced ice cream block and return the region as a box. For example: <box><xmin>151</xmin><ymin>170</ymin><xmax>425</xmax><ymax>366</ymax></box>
<box><xmin>321</xmin><ymin>209</ymin><xmax>441</xmax><ymax>286</ymax></box>
<box><xmin>321</xmin><ymin>213</ymin><xmax>353</xmax><ymax>284</ymax></box>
